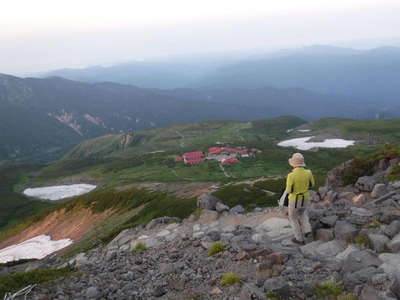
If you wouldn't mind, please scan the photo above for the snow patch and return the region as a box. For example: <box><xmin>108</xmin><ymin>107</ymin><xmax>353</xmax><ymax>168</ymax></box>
<box><xmin>0</xmin><ymin>235</ymin><xmax>73</xmax><ymax>263</ymax></box>
<box><xmin>23</xmin><ymin>184</ymin><xmax>97</xmax><ymax>201</ymax></box>
<box><xmin>298</xmin><ymin>129</ymin><xmax>311</xmax><ymax>132</ymax></box>
<box><xmin>278</xmin><ymin>136</ymin><xmax>355</xmax><ymax>151</ymax></box>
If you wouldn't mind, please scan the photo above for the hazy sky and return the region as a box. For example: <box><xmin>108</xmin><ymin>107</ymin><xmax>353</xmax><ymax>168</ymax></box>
<box><xmin>2</xmin><ymin>0</ymin><xmax>400</xmax><ymax>74</ymax></box>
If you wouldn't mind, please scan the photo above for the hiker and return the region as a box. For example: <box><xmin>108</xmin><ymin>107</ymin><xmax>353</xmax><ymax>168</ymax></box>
<box><xmin>285</xmin><ymin>153</ymin><xmax>314</xmax><ymax>245</ymax></box>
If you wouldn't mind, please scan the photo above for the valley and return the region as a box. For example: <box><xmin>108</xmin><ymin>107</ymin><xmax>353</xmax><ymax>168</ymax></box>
<box><xmin>0</xmin><ymin>116</ymin><xmax>397</xmax><ymax>260</ymax></box>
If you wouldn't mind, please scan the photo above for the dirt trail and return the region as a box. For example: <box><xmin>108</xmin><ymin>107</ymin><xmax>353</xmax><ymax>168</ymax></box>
<box><xmin>175</xmin><ymin>130</ymin><xmax>185</xmax><ymax>148</ymax></box>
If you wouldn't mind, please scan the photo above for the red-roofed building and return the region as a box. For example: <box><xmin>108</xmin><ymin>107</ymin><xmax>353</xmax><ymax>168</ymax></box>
<box><xmin>208</xmin><ymin>147</ymin><xmax>224</xmax><ymax>155</ymax></box>
<box><xmin>185</xmin><ymin>158</ymin><xmax>206</xmax><ymax>165</ymax></box>
<box><xmin>221</xmin><ymin>157</ymin><xmax>239</xmax><ymax>165</ymax></box>
<box><xmin>183</xmin><ymin>151</ymin><xmax>204</xmax><ymax>164</ymax></box>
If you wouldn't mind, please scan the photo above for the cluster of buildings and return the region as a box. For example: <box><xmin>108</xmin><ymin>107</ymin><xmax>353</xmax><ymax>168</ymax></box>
<box><xmin>175</xmin><ymin>147</ymin><xmax>257</xmax><ymax>165</ymax></box>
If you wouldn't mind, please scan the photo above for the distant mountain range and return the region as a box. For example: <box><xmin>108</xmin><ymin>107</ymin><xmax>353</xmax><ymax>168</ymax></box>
<box><xmin>0</xmin><ymin>74</ymin><xmax>267</xmax><ymax>161</ymax></box>
<box><xmin>0</xmin><ymin>72</ymin><xmax>384</xmax><ymax>161</ymax></box>
<box><xmin>197</xmin><ymin>46</ymin><xmax>400</xmax><ymax>106</ymax></box>
<box><xmin>45</xmin><ymin>45</ymin><xmax>400</xmax><ymax>111</ymax></box>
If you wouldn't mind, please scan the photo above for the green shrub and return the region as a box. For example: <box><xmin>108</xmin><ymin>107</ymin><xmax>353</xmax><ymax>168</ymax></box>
<box><xmin>0</xmin><ymin>266</ymin><xmax>74</xmax><ymax>297</ymax></box>
<box><xmin>265</xmin><ymin>291</ymin><xmax>283</xmax><ymax>300</ymax></box>
<box><xmin>342</xmin><ymin>144</ymin><xmax>400</xmax><ymax>186</ymax></box>
<box><xmin>314</xmin><ymin>281</ymin><xmax>344</xmax><ymax>297</ymax></box>
<box><xmin>388</xmin><ymin>164</ymin><xmax>400</xmax><ymax>181</ymax></box>
<box><xmin>337</xmin><ymin>293</ymin><xmax>359</xmax><ymax>300</ymax></box>
<box><xmin>208</xmin><ymin>242</ymin><xmax>227</xmax><ymax>256</ymax></box>
<box><xmin>132</xmin><ymin>242</ymin><xmax>147</xmax><ymax>253</ymax></box>
<box><xmin>350</xmin><ymin>234</ymin><xmax>372</xmax><ymax>248</ymax></box>
<box><xmin>363</xmin><ymin>220</ymin><xmax>381</xmax><ymax>229</ymax></box>
<box><xmin>220</xmin><ymin>273</ymin><xmax>241</xmax><ymax>286</ymax></box>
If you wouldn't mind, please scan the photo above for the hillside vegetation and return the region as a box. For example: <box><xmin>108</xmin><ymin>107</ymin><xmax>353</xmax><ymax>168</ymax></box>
<box><xmin>35</xmin><ymin>116</ymin><xmax>400</xmax><ymax>187</ymax></box>
<box><xmin>0</xmin><ymin>165</ymin><xmax>54</xmax><ymax>231</ymax></box>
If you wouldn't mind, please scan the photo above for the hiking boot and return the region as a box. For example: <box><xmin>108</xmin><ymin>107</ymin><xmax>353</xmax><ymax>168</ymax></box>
<box><xmin>291</xmin><ymin>238</ymin><xmax>305</xmax><ymax>245</ymax></box>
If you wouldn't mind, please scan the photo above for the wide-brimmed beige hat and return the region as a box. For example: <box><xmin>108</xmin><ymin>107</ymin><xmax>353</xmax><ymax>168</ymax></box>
<box><xmin>289</xmin><ymin>153</ymin><xmax>306</xmax><ymax>168</ymax></box>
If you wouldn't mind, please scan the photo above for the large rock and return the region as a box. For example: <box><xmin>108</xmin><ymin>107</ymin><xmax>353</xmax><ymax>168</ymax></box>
<box><xmin>315</xmin><ymin>228</ymin><xmax>334</xmax><ymax>242</ymax></box>
<box><xmin>379</xmin><ymin>207</ymin><xmax>400</xmax><ymax>225</ymax></box>
<box><xmin>320</xmin><ymin>215</ymin><xmax>338</xmax><ymax>227</ymax></box>
<box><xmin>368</xmin><ymin>234</ymin><xmax>390</xmax><ymax>253</ymax></box>
<box><xmin>356</xmin><ymin>176</ymin><xmax>377</xmax><ymax>192</ymax></box>
<box><xmin>255</xmin><ymin>218</ymin><xmax>292</xmax><ymax>239</ymax></box>
<box><xmin>86</xmin><ymin>287</ymin><xmax>100</xmax><ymax>299</ymax></box>
<box><xmin>230</xmin><ymin>205</ymin><xmax>245</xmax><ymax>214</ymax></box>
<box><xmin>344</xmin><ymin>267</ymin><xmax>383</xmax><ymax>289</ymax></box>
<box><xmin>334</xmin><ymin>221</ymin><xmax>359</xmax><ymax>241</ymax></box>
<box><xmin>197</xmin><ymin>193</ymin><xmax>220</xmax><ymax>210</ymax></box>
<box><xmin>146</xmin><ymin>216</ymin><xmax>181</xmax><ymax>230</ymax></box>
<box><xmin>300</xmin><ymin>241</ymin><xmax>324</xmax><ymax>257</ymax></box>
<box><xmin>263</xmin><ymin>277</ymin><xmax>290</xmax><ymax>298</ymax></box>
<box><xmin>384</xmin><ymin>220</ymin><xmax>400</xmax><ymax>239</ymax></box>
<box><xmin>215</xmin><ymin>202</ymin><xmax>229</xmax><ymax>213</ymax></box>
<box><xmin>351</xmin><ymin>207</ymin><xmax>373</xmax><ymax>217</ymax></box>
<box><xmin>387</xmin><ymin>233</ymin><xmax>400</xmax><ymax>253</ymax></box>
<box><xmin>379</xmin><ymin>253</ymin><xmax>400</xmax><ymax>275</ymax></box>
<box><xmin>342</xmin><ymin>250</ymin><xmax>382</xmax><ymax>274</ymax></box>
<box><xmin>326</xmin><ymin>159</ymin><xmax>353</xmax><ymax>188</ymax></box>
<box><xmin>360</xmin><ymin>286</ymin><xmax>386</xmax><ymax>300</ymax></box>
<box><xmin>336</xmin><ymin>244</ymin><xmax>359</xmax><ymax>261</ymax></box>
<box><xmin>371</xmin><ymin>184</ymin><xmax>388</xmax><ymax>198</ymax></box>
<box><xmin>198</xmin><ymin>210</ymin><xmax>219</xmax><ymax>224</ymax></box>
<box><xmin>314</xmin><ymin>240</ymin><xmax>346</xmax><ymax>258</ymax></box>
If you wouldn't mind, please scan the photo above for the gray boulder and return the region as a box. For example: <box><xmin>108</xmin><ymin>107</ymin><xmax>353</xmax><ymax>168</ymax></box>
<box><xmin>342</xmin><ymin>250</ymin><xmax>382</xmax><ymax>274</ymax></box>
<box><xmin>230</xmin><ymin>205</ymin><xmax>245</xmax><ymax>214</ymax></box>
<box><xmin>360</xmin><ymin>285</ymin><xmax>386</xmax><ymax>300</ymax></box>
<box><xmin>197</xmin><ymin>193</ymin><xmax>220</xmax><ymax>210</ymax></box>
<box><xmin>315</xmin><ymin>228</ymin><xmax>334</xmax><ymax>242</ymax></box>
<box><xmin>384</xmin><ymin>220</ymin><xmax>400</xmax><ymax>239</ymax></box>
<box><xmin>371</xmin><ymin>184</ymin><xmax>388</xmax><ymax>198</ymax></box>
<box><xmin>263</xmin><ymin>277</ymin><xmax>290</xmax><ymax>298</ymax></box>
<box><xmin>334</xmin><ymin>221</ymin><xmax>359</xmax><ymax>241</ymax></box>
<box><xmin>300</xmin><ymin>241</ymin><xmax>324</xmax><ymax>257</ymax></box>
<box><xmin>344</xmin><ymin>267</ymin><xmax>383</xmax><ymax>289</ymax></box>
<box><xmin>206</xmin><ymin>230</ymin><xmax>221</xmax><ymax>242</ymax></box>
<box><xmin>320</xmin><ymin>215</ymin><xmax>338</xmax><ymax>227</ymax></box>
<box><xmin>368</xmin><ymin>234</ymin><xmax>390</xmax><ymax>253</ymax></box>
<box><xmin>388</xmin><ymin>233</ymin><xmax>400</xmax><ymax>253</ymax></box>
<box><xmin>215</xmin><ymin>202</ymin><xmax>229</xmax><ymax>213</ymax></box>
<box><xmin>146</xmin><ymin>216</ymin><xmax>181</xmax><ymax>230</ymax></box>
<box><xmin>314</xmin><ymin>240</ymin><xmax>346</xmax><ymax>258</ymax></box>
<box><xmin>356</xmin><ymin>176</ymin><xmax>377</xmax><ymax>192</ymax></box>
<box><xmin>86</xmin><ymin>287</ymin><xmax>100</xmax><ymax>299</ymax></box>
<box><xmin>379</xmin><ymin>253</ymin><xmax>400</xmax><ymax>275</ymax></box>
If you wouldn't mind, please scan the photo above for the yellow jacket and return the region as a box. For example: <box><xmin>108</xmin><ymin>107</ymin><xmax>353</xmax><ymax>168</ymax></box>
<box><xmin>285</xmin><ymin>167</ymin><xmax>315</xmax><ymax>202</ymax></box>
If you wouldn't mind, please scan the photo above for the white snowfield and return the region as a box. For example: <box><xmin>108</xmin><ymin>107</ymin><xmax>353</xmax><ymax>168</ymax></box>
<box><xmin>23</xmin><ymin>184</ymin><xmax>97</xmax><ymax>201</ymax></box>
<box><xmin>0</xmin><ymin>235</ymin><xmax>73</xmax><ymax>263</ymax></box>
<box><xmin>278</xmin><ymin>136</ymin><xmax>355</xmax><ymax>151</ymax></box>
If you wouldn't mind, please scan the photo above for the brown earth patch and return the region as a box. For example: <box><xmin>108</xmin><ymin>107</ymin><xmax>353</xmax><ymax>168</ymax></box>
<box><xmin>0</xmin><ymin>208</ymin><xmax>114</xmax><ymax>249</ymax></box>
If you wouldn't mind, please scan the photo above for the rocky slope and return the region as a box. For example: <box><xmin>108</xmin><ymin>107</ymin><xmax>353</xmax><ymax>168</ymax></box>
<box><xmin>2</xmin><ymin>156</ymin><xmax>400</xmax><ymax>299</ymax></box>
